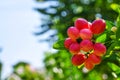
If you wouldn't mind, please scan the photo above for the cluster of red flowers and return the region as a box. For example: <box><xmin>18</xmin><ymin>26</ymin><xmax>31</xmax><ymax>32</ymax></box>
<box><xmin>64</xmin><ymin>18</ymin><xmax>106</xmax><ymax>70</ymax></box>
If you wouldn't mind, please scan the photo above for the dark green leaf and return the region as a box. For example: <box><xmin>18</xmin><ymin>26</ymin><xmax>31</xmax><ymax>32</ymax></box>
<box><xmin>116</xmin><ymin>14</ymin><xmax>120</xmax><ymax>40</ymax></box>
<box><xmin>106</xmin><ymin>42</ymin><xmax>116</xmax><ymax>56</ymax></box>
<box><xmin>105</xmin><ymin>20</ymin><xmax>115</xmax><ymax>31</ymax></box>
<box><xmin>53</xmin><ymin>40</ymin><xmax>65</xmax><ymax>50</ymax></box>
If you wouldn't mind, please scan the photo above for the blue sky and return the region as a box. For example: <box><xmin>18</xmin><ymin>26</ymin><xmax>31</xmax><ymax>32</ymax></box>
<box><xmin>0</xmin><ymin>0</ymin><xmax>51</xmax><ymax>78</ymax></box>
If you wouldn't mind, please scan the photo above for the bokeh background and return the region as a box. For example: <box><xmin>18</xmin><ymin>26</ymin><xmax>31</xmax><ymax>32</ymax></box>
<box><xmin>0</xmin><ymin>0</ymin><xmax>120</xmax><ymax>80</ymax></box>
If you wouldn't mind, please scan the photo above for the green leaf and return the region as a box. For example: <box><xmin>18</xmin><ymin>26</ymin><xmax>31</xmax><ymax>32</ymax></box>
<box><xmin>53</xmin><ymin>40</ymin><xmax>65</xmax><ymax>50</ymax></box>
<box><xmin>110</xmin><ymin>3</ymin><xmax>120</xmax><ymax>13</ymax></box>
<box><xmin>106</xmin><ymin>42</ymin><xmax>116</xmax><ymax>56</ymax></box>
<box><xmin>107</xmin><ymin>62</ymin><xmax>120</xmax><ymax>74</ymax></box>
<box><xmin>116</xmin><ymin>14</ymin><xmax>120</xmax><ymax>40</ymax></box>
<box><xmin>110</xmin><ymin>35</ymin><xmax>116</xmax><ymax>40</ymax></box>
<box><xmin>117</xmin><ymin>77</ymin><xmax>120</xmax><ymax>80</ymax></box>
<box><xmin>105</xmin><ymin>20</ymin><xmax>115</xmax><ymax>31</ymax></box>
<box><xmin>96</xmin><ymin>33</ymin><xmax>107</xmax><ymax>43</ymax></box>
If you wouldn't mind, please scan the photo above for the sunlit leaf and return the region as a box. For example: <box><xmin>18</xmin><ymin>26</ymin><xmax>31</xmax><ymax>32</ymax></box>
<box><xmin>110</xmin><ymin>35</ymin><xmax>116</xmax><ymax>40</ymax></box>
<box><xmin>53</xmin><ymin>40</ymin><xmax>65</xmax><ymax>50</ymax></box>
<box><xmin>96</xmin><ymin>33</ymin><xmax>107</xmax><ymax>43</ymax></box>
<box><xmin>111</xmin><ymin>4</ymin><xmax>120</xmax><ymax>13</ymax></box>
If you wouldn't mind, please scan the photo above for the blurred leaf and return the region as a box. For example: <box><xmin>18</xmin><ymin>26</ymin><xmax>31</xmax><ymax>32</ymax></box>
<box><xmin>96</xmin><ymin>33</ymin><xmax>107</xmax><ymax>43</ymax></box>
<box><xmin>88</xmin><ymin>70</ymin><xmax>102</xmax><ymax>80</ymax></box>
<box><xmin>106</xmin><ymin>42</ymin><xmax>116</xmax><ymax>56</ymax></box>
<box><xmin>110</xmin><ymin>35</ymin><xmax>116</xmax><ymax>40</ymax></box>
<box><xmin>106</xmin><ymin>20</ymin><xmax>115</xmax><ymax>31</ymax></box>
<box><xmin>104</xmin><ymin>51</ymin><xmax>120</xmax><ymax>67</ymax></box>
<box><xmin>107</xmin><ymin>62</ymin><xmax>120</xmax><ymax>74</ymax></box>
<box><xmin>116</xmin><ymin>14</ymin><xmax>120</xmax><ymax>40</ymax></box>
<box><xmin>53</xmin><ymin>40</ymin><xmax>65</xmax><ymax>50</ymax></box>
<box><xmin>111</xmin><ymin>4</ymin><xmax>120</xmax><ymax>13</ymax></box>
<box><xmin>117</xmin><ymin>78</ymin><xmax>120</xmax><ymax>80</ymax></box>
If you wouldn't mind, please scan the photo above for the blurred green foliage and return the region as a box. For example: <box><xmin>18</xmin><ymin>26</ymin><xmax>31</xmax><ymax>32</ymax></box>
<box><xmin>5</xmin><ymin>62</ymin><xmax>46</xmax><ymax>80</ymax></box>
<box><xmin>6</xmin><ymin>0</ymin><xmax>120</xmax><ymax>80</ymax></box>
<box><xmin>35</xmin><ymin>0</ymin><xmax>120</xmax><ymax>80</ymax></box>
